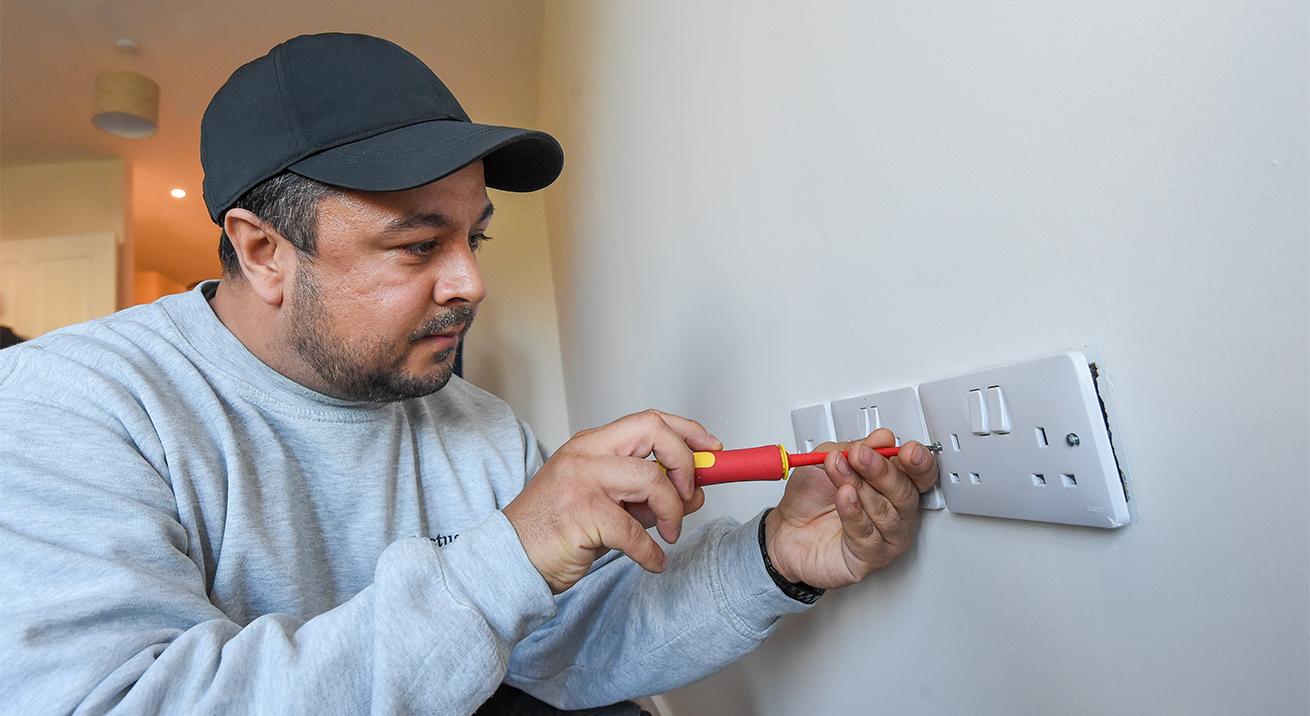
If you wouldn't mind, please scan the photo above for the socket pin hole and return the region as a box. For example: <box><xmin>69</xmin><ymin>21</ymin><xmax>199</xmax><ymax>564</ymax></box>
<box><xmin>969</xmin><ymin>473</ymin><xmax>982</xmax><ymax>485</ymax></box>
<box><xmin>949</xmin><ymin>472</ymin><xmax>961</xmax><ymax>484</ymax></box>
<box><xmin>1035</xmin><ymin>427</ymin><xmax>1048</xmax><ymax>447</ymax></box>
<box><xmin>1061</xmin><ymin>473</ymin><xmax>1077</xmax><ymax>487</ymax></box>
<box><xmin>949</xmin><ymin>434</ymin><xmax>961</xmax><ymax>451</ymax></box>
<box><xmin>1032</xmin><ymin>473</ymin><xmax>1046</xmax><ymax>486</ymax></box>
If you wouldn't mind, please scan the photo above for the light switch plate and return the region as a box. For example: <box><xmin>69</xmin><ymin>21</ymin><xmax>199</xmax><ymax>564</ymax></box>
<box><xmin>831</xmin><ymin>387</ymin><xmax>945</xmax><ymax>510</ymax></box>
<box><xmin>917</xmin><ymin>351</ymin><xmax>1130</xmax><ymax>528</ymax></box>
<box><xmin>790</xmin><ymin>402</ymin><xmax>834</xmax><ymax>453</ymax></box>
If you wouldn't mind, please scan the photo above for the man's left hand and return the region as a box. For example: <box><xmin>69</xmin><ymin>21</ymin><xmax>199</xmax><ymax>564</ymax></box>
<box><xmin>765</xmin><ymin>428</ymin><xmax>939</xmax><ymax>590</ymax></box>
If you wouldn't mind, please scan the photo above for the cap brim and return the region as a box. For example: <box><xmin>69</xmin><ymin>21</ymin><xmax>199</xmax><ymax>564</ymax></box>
<box><xmin>287</xmin><ymin>120</ymin><xmax>563</xmax><ymax>194</ymax></box>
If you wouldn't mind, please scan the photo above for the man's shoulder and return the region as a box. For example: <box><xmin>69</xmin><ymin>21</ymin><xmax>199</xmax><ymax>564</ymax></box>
<box><xmin>419</xmin><ymin>376</ymin><xmax>519</xmax><ymax>429</ymax></box>
<box><xmin>0</xmin><ymin>298</ymin><xmax>189</xmax><ymax>400</ymax></box>
<box><xmin>416</xmin><ymin>374</ymin><xmax>544</xmax><ymax>471</ymax></box>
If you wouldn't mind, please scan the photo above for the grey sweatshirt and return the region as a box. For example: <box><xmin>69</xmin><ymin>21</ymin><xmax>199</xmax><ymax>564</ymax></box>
<box><xmin>0</xmin><ymin>284</ymin><xmax>810</xmax><ymax>715</ymax></box>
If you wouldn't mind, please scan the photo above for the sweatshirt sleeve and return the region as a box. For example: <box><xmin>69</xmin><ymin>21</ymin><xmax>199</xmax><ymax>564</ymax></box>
<box><xmin>0</xmin><ymin>380</ymin><xmax>557</xmax><ymax>714</ymax></box>
<box><xmin>504</xmin><ymin>512</ymin><xmax>813</xmax><ymax>709</ymax></box>
<box><xmin>500</xmin><ymin>420</ymin><xmax>815</xmax><ymax>709</ymax></box>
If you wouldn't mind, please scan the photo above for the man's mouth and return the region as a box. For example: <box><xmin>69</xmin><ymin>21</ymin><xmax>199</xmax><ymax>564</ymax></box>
<box><xmin>414</xmin><ymin>324</ymin><xmax>466</xmax><ymax>349</ymax></box>
<box><xmin>410</xmin><ymin>306</ymin><xmax>476</xmax><ymax>345</ymax></box>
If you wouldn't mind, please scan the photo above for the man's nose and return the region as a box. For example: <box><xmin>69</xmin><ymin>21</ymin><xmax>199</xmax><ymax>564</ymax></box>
<box><xmin>433</xmin><ymin>242</ymin><xmax>487</xmax><ymax>307</ymax></box>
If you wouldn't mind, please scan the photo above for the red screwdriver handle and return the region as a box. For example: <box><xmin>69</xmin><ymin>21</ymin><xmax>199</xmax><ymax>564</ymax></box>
<box><xmin>692</xmin><ymin>445</ymin><xmax>790</xmax><ymax>486</ymax></box>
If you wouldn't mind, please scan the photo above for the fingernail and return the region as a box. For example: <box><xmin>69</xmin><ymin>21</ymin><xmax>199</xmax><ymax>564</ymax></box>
<box><xmin>835</xmin><ymin>454</ymin><xmax>854</xmax><ymax>475</ymax></box>
<box><xmin>913</xmin><ymin>445</ymin><xmax>928</xmax><ymax>465</ymax></box>
<box><xmin>859</xmin><ymin>444</ymin><xmax>878</xmax><ymax>466</ymax></box>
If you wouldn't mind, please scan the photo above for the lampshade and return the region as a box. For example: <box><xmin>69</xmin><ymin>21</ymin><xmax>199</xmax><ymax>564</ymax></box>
<box><xmin>92</xmin><ymin>70</ymin><xmax>159</xmax><ymax>138</ymax></box>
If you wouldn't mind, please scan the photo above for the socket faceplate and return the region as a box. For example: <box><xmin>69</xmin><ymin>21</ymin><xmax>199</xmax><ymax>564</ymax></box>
<box><xmin>917</xmin><ymin>352</ymin><xmax>1129</xmax><ymax>528</ymax></box>
<box><xmin>831</xmin><ymin>387</ymin><xmax>945</xmax><ymax>510</ymax></box>
<box><xmin>790</xmin><ymin>402</ymin><xmax>835</xmax><ymax>453</ymax></box>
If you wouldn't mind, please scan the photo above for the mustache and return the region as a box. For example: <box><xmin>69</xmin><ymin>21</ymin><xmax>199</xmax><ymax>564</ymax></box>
<box><xmin>410</xmin><ymin>305</ymin><xmax>476</xmax><ymax>342</ymax></box>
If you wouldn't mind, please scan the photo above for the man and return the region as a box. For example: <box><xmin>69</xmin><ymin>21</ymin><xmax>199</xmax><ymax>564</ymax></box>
<box><xmin>0</xmin><ymin>33</ymin><xmax>938</xmax><ymax>714</ymax></box>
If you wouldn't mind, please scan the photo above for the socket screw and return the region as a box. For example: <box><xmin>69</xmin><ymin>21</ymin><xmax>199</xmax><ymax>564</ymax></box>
<box><xmin>1065</xmin><ymin>433</ymin><xmax>1080</xmax><ymax>447</ymax></box>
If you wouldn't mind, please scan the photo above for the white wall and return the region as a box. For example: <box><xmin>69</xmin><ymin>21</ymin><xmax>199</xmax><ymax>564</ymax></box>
<box><xmin>0</xmin><ymin>159</ymin><xmax>133</xmax><ymax>308</ymax></box>
<box><xmin>464</xmin><ymin>189</ymin><xmax>572</xmax><ymax>449</ymax></box>
<box><xmin>538</xmin><ymin>2</ymin><xmax>1308</xmax><ymax>714</ymax></box>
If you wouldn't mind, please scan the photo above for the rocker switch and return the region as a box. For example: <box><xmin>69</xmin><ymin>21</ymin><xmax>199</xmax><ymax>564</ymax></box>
<box><xmin>967</xmin><ymin>389</ymin><xmax>990</xmax><ymax>435</ymax></box>
<box><xmin>985</xmin><ymin>386</ymin><xmax>1012</xmax><ymax>434</ymax></box>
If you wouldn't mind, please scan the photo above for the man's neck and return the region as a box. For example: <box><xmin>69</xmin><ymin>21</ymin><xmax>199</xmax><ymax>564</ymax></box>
<box><xmin>209</xmin><ymin>279</ymin><xmax>327</xmax><ymax>394</ymax></box>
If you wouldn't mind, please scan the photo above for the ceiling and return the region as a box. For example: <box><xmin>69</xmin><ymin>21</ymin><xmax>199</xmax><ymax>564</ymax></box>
<box><xmin>1</xmin><ymin>0</ymin><xmax>545</xmax><ymax>285</ymax></box>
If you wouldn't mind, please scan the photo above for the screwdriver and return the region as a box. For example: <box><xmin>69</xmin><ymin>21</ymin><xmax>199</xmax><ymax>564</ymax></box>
<box><xmin>692</xmin><ymin>442</ymin><xmax>942</xmax><ymax>487</ymax></box>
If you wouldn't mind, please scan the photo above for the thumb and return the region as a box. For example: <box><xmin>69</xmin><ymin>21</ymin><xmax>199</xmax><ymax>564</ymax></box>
<box><xmin>601</xmin><ymin>508</ymin><xmax>667</xmax><ymax>574</ymax></box>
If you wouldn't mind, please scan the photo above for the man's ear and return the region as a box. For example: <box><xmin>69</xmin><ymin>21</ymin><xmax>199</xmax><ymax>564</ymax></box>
<box><xmin>223</xmin><ymin>208</ymin><xmax>293</xmax><ymax>306</ymax></box>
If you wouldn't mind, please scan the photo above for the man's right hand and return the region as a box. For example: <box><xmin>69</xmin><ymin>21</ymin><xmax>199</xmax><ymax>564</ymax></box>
<box><xmin>503</xmin><ymin>410</ymin><xmax>720</xmax><ymax>593</ymax></box>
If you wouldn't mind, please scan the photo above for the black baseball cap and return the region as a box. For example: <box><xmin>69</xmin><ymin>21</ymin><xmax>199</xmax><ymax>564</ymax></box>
<box><xmin>201</xmin><ymin>33</ymin><xmax>564</xmax><ymax>224</ymax></box>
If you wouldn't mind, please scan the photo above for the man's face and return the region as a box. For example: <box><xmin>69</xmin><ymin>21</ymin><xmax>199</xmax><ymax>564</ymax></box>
<box><xmin>284</xmin><ymin>161</ymin><xmax>491</xmax><ymax>402</ymax></box>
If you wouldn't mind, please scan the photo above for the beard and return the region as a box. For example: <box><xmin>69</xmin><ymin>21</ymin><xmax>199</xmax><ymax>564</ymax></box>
<box><xmin>286</xmin><ymin>263</ymin><xmax>475</xmax><ymax>403</ymax></box>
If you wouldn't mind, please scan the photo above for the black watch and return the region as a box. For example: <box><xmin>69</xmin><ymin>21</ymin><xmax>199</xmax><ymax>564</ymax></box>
<box><xmin>758</xmin><ymin>508</ymin><xmax>825</xmax><ymax>604</ymax></box>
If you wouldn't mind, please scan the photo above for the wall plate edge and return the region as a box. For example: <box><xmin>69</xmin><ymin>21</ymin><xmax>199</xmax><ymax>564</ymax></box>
<box><xmin>1085</xmin><ymin>353</ymin><xmax>1138</xmax><ymax>522</ymax></box>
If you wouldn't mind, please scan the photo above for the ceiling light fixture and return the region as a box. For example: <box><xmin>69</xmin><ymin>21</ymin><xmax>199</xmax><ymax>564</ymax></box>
<box><xmin>92</xmin><ymin>39</ymin><xmax>159</xmax><ymax>139</ymax></box>
<box><xmin>170</xmin><ymin>188</ymin><xmax>186</xmax><ymax>199</ymax></box>
<box><xmin>93</xmin><ymin>70</ymin><xmax>159</xmax><ymax>138</ymax></box>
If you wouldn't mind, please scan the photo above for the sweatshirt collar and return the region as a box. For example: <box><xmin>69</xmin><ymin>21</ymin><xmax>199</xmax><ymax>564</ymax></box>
<box><xmin>165</xmin><ymin>280</ymin><xmax>390</xmax><ymax>416</ymax></box>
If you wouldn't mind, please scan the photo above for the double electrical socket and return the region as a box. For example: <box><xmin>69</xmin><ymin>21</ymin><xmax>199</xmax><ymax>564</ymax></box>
<box><xmin>790</xmin><ymin>351</ymin><xmax>1131</xmax><ymax>529</ymax></box>
<box><xmin>791</xmin><ymin>387</ymin><xmax>946</xmax><ymax>510</ymax></box>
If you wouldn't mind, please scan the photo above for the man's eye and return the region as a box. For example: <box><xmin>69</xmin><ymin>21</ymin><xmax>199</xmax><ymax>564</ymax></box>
<box><xmin>470</xmin><ymin>233</ymin><xmax>493</xmax><ymax>252</ymax></box>
<box><xmin>407</xmin><ymin>241</ymin><xmax>437</xmax><ymax>257</ymax></box>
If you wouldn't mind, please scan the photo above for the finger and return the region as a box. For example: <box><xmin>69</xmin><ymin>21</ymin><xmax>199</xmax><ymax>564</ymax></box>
<box><xmin>834</xmin><ymin>483</ymin><xmax>883</xmax><ymax>559</ymax></box>
<box><xmin>613</xmin><ymin>410</ymin><xmax>705</xmax><ymax>501</ymax></box>
<box><xmin>639</xmin><ymin>411</ymin><xmax>722</xmax><ymax>498</ymax></box>
<box><xmin>684</xmin><ymin>486</ymin><xmax>706</xmax><ymax>515</ymax></box>
<box><xmin>648</xmin><ymin>411</ymin><xmax>723</xmax><ymax>452</ymax></box>
<box><xmin>855</xmin><ymin>481</ymin><xmax>911</xmax><ymax>547</ymax></box>
<box><xmin>812</xmin><ymin>440</ymin><xmax>849</xmax><ymax>455</ymax></box>
<box><xmin>824</xmin><ymin>449</ymin><xmax>912</xmax><ymax>541</ymax></box>
<box><xmin>849</xmin><ymin>440</ymin><xmax>920</xmax><ymax>520</ymax></box>
<box><xmin>625</xmin><ymin>487</ymin><xmax>705</xmax><ymax>529</ymax></box>
<box><xmin>895</xmin><ymin>441</ymin><xmax>940</xmax><ymax>494</ymax></box>
<box><xmin>608</xmin><ymin>409</ymin><xmax>720</xmax><ymax>452</ymax></box>
<box><xmin>599</xmin><ymin>457</ymin><xmax>687</xmax><ymax>543</ymax></box>
<box><xmin>823</xmin><ymin>447</ymin><xmax>861</xmax><ymax>493</ymax></box>
<box><xmin>598</xmin><ymin>505</ymin><xmax>667</xmax><ymax>574</ymax></box>
<box><xmin>624</xmin><ymin>501</ymin><xmax>658</xmax><ymax>529</ymax></box>
<box><xmin>865</xmin><ymin>428</ymin><xmax>897</xmax><ymax>448</ymax></box>
<box><xmin>575</xmin><ymin>410</ymin><xmax>708</xmax><ymax>453</ymax></box>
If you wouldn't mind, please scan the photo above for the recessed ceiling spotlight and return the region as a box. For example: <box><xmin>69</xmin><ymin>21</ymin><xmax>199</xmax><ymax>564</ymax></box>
<box><xmin>170</xmin><ymin>188</ymin><xmax>187</xmax><ymax>199</ymax></box>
